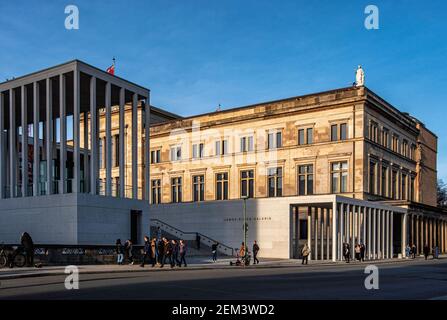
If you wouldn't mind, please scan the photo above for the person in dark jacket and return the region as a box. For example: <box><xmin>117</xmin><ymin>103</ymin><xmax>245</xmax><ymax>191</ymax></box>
<box><xmin>172</xmin><ymin>240</ymin><xmax>179</xmax><ymax>266</ymax></box>
<box><xmin>116</xmin><ymin>239</ymin><xmax>124</xmax><ymax>265</ymax></box>
<box><xmin>158</xmin><ymin>238</ymin><xmax>166</xmax><ymax>267</ymax></box>
<box><xmin>423</xmin><ymin>244</ymin><xmax>430</xmax><ymax>260</ymax></box>
<box><xmin>20</xmin><ymin>232</ymin><xmax>34</xmax><ymax>267</ymax></box>
<box><xmin>252</xmin><ymin>241</ymin><xmax>260</xmax><ymax>265</ymax></box>
<box><xmin>124</xmin><ymin>239</ymin><xmax>133</xmax><ymax>265</ymax></box>
<box><xmin>164</xmin><ymin>239</ymin><xmax>174</xmax><ymax>268</ymax></box>
<box><xmin>211</xmin><ymin>242</ymin><xmax>219</xmax><ymax>262</ymax></box>
<box><xmin>411</xmin><ymin>244</ymin><xmax>417</xmax><ymax>259</ymax></box>
<box><xmin>360</xmin><ymin>243</ymin><xmax>366</xmax><ymax>262</ymax></box>
<box><xmin>140</xmin><ymin>236</ymin><xmax>151</xmax><ymax>267</ymax></box>
<box><xmin>178</xmin><ymin>239</ymin><xmax>187</xmax><ymax>267</ymax></box>
<box><xmin>343</xmin><ymin>243</ymin><xmax>351</xmax><ymax>263</ymax></box>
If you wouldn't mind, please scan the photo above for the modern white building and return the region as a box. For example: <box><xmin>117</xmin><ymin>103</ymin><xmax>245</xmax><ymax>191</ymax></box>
<box><xmin>0</xmin><ymin>60</ymin><xmax>151</xmax><ymax>245</ymax></box>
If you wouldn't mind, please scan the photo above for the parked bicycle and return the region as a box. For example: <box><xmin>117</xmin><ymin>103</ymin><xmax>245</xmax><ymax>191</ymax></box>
<box><xmin>0</xmin><ymin>244</ymin><xmax>27</xmax><ymax>268</ymax></box>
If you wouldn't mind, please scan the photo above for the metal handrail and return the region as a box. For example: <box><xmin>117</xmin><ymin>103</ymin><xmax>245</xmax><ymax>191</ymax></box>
<box><xmin>151</xmin><ymin>218</ymin><xmax>234</xmax><ymax>256</ymax></box>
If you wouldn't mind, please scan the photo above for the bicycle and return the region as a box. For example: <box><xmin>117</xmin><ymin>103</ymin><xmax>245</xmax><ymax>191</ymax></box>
<box><xmin>0</xmin><ymin>244</ymin><xmax>27</xmax><ymax>268</ymax></box>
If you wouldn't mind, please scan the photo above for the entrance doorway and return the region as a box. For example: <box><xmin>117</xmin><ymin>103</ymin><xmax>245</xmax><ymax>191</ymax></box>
<box><xmin>130</xmin><ymin>210</ymin><xmax>142</xmax><ymax>244</ymax></box>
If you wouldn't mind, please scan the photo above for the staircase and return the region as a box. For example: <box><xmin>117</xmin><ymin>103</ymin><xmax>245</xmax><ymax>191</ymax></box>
<box><xmin>150</xmin><ymin>219</ymin><xmax>235</xmax><ymax>257</ymax></box>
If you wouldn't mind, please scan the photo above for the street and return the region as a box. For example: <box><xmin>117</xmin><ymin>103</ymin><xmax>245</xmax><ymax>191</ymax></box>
<box><xmin>0</xmin><ymin>258</ymin><xmax>447</xmax><ymax>300</ymax></box>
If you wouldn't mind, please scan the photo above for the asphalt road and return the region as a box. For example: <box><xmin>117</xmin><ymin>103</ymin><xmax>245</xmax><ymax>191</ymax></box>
<box><xmin>0</xmin><ymin>258</ymin><xmax>446</xmax><ymax>300</ymax></box>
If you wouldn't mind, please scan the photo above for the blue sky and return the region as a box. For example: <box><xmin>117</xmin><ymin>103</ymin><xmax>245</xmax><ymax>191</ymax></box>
<box><xmin>0</xmin><ymin>0</ymin><xmax>446</xmax><ymax>180</ymax></box>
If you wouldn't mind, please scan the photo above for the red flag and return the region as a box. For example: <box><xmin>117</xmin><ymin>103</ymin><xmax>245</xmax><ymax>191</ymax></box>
<box><xmin>106</xmin><ymin>64</ymin><xmax>115</xmax><ymax>75</ymax></box>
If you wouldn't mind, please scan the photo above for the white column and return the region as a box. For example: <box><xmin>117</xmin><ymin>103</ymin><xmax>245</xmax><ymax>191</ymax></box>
<box><xmin>401</xmin><ymin>213</ymin><xmax>408</xmax><ymax>258</ymax></box>
<box><xmin>367</xmin><ymin>207</ymin><xmax>372</xmax><ymax>259</ymax></box>
<box><xmin>73</xmin><ymin>69</ymin><xmax>81</xmax><ymax>193</ymax></box>
<box><xmin>332</xmin><ymin>202</ymin><xmax>337</xmax><ymax>262</ymax></box>
<box><xmin>144</xmin><ymin>97</ymin><xmax>150</xmax><ymax>200</ymax></box>
<box><xmin>373</xmin><ymin>208</ymin><xmax>377</xmax><ymax>259</ymax></box>
<box><xmin>119</xmin><ymin>87</ymin><xmax>125</xmax><ymax>197</ymax></box>
<box><xmin>321</xmin><ymin>208</ymin><xmax>325</xmax><ymax>260</ymax></box>
<box><xmin>363</xmin><ymin>207</ymin><xmax>367</xmax><ymax>245</ymax></box>
<box><xmin>45</xmin><ymin>78</ymin><xmax>53</xmax><ymax>195</ymax></box>
<box><xmin>381</xmin><ymin>210</ymin><xmax>385</xmax><ymax>259</ymax></box>
<box><xmin>33</xmin><ymin>82</ymin><xmax>40</xmax><ymax>196</ymax></box>
<box><xmin>105</xmin><ymin>82</ymin><xmax>112</xmax><ymax>196</ymax></box>
<box><xmin>9</xmin><ymin>88</ymin><xmax>16</xmax><ymax>198</ymax></box>
<box><xmin>131</xmin><ymin>93</ymin><xmax>138</xmax><ymax>199</ymax></box>
<box><xmin>386</xmin><ymin>211</ymin><xmax>390</xmax><ymax>258</ymax></box>
<box><xmin>89</xmin><ymin>76</ymin><xmax>97</xmax><ymax>195</ymax></box>
<box><xmin>326</xmin><ymin>208</ymin><xmax>330</xmax><ymax>260</ymax></box>
<box><xmin>0</xmin><ymin>92</ymin><xmax>4</xmax><ymax>199</ymax></box>
<box><xmin>59</xmin><ymin>74</ymin><xmax>66</xmax><ymax>194</ymax></box>
<box><xmin>351</xmin><ymin>205</ymin><xmax>355</xmax><ymax>254</ymax></box>
<box><xmin>307</xmin><ymin>206</ymin><xmax>312</xmax><ymax>261</ymax></box>
<box><xmin>83</xmin><ymin>111</ymin><xmax>89</xmax><ymax>193</ymax></box>
<box><xmin>21</xmin><ymin>85</ymin><xmax>28</xmax><ymax>197</ymax></box>
<box><xmin>390</xmin><ymin>211</ymin><xmax>394</xmax><ymax>258</ymax></box>
<box><xmin>314</xmin><ymin>207</ymin><xmax>318</xmax><ymax>260</ymax></box>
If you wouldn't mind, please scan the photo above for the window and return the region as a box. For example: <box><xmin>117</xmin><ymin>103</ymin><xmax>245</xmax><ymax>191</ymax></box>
<box><xmin>392</xmin><ymin>135</ymin><xmax>399</xmax><ymax>153</ymax></box>
<box><xmin>170</xmin><ymin>146</ymin><xmax>182</xmax><ymax>161</ymax></box>
<box><xmin>267</xmin><ymin>131</ymin><xmax>282</xmax><ymax>149</ymax></box>
<box><xmin>99</xmin><ymin>138</ymin><xmax>104</xmax><ymax>169</ymax></box>
<box><xmin>369</xmin><ymin>122</ymin><xmax>379</xmax><ymax>143</ymax></box>
<box><xmin>307</xmin><ymin>128</ymin><xmax>313</xmax><ymax>144</ymax></box>
<box><xmin>391</xmin><ymin>170</ymin><xmax>398</xmax><ymax>199</ymax></box>
<box><xmin>267</xmin><ymin>167</ymin><xmax>282</xmax><ymax>197</ymax></box>
<box><xmin>216</xmin><ymin>172</ymin><xmax>229</xmax><ymax>200</ymax></box>
<box><xmin>298</xmin><ymin>128</ymin><xmax>313</xmax><ymax>145</ymax></box>
<box><xmin>381</xmin><ymin>128</ymin><xmax>390</xmax><ymax>148</ymax></box>
<box><xmin>240</xmin><ymin>170</ymin><xmax>254</xmax><ymax>198</ymax></box>
<box><xmin>240</xmin><ymin>136</ymin><xmax>254</xmax><ymax>152</ymax></box>
<box><xmin>401</xmin><ymin>173</ymin><xmax>407</xmax><ymax>200</ymax></box>
<box><xmin>410</xmin><ymin>144</ymin><xmax>417</xmax><ymax>161</ymax></box>
<box><xmin>298</xmin><ymin>164</ymin><xmax>314</xmax><ymax>195</ymax></box>
<box><xmin>215</xmin><ymin>140</ymin><xmax>228</xmax><ymax>156</ymax></box>
<box><xmin>150</xmin><ymin>149</ymin><xmax>161</xmax><ymax>164</ymax></box>
<box><xmin>402</xmin><ymin>140</ymin><xmax>409</xmax><ymax>157</ymax></box>
<box><xmin>192</xmin><ymin>143</ymin><xmax>204</xmax><ymax>159</ymax></box>
<box><xmin>192</xmin><ymin>175</ymin><xmax>205</xmax><ymax>202</ymax></box>
<box><xmin>410</xmin><ymin>176</ymin><xmax>416</xmax><ymax>201</ymax></box>
<box><xmin>298</xmin><ymin>129</ymin><xmax>305</xmax><ymax>145</ymax></box>
<box><xmin>331</xmin><ymin>161</ymin><xmax>348</xmax><ymax>193</ymax></box>
<box><xmin>331</xmin><ymin>123</ymin><xmax>347</xmax><ymax>141</ymax></box>
<box><xmin>381</xmin><ymin>166</ymin><xmax>388</xmax><ymax>197</ymax></box>
<box><xmin>171</xmin><ymin>177</ymin><xmax>182</xmax><ymax>203</ymax></box>
<box><xmin>151</xmin><ymin>179</ymin><xmax>161</xmax><ymax>204</ymax></box>
<box><xmin>369</xmin><ymin>161</ymin><xmax>377</xmax><ymax>194</ymax></box>
<box><xmin>114</xmin><ymin>135</ymin><xmax>120</xmax><ymax>167</ymax></box>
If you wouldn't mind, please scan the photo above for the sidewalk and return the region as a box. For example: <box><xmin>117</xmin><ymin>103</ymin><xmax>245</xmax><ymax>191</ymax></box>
<box><xmin>1</xmin><ymin>255</ymin><xmax>444</xmax><ymax>280</ymax></box>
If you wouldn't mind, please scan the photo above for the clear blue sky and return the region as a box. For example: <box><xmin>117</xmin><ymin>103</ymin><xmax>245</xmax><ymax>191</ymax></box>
<box><xmin>0</xmin><ymin>1</ymin><xmax>446</xmax><ymax>180</ymax></box>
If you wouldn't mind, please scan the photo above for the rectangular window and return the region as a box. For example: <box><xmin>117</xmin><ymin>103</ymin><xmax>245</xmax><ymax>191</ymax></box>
<box><xmin>392</xmin><ymin>135</ymin><xmax>399</xmax><ymax>153</ymax></box>
<box><xmin>170</xmin><ymin>146</ymin><xmax>182</xmax><ymax>161</ymax></box>
<box><xmin>402</xmin><ymin>140</ymin><xmax>408</xmax><ymax>157</ymax></box>
<box><xmin>410</xmin><ymin>176</ymin><xmax>416</xmax><ymax>201</ymax></box>
<box><xmin>391</xmin><ymin>170</ymin><xmax>398</xmax><ymax>199</ymax></box>
<box><xmin>240</xmin><ymin>170</ymin><xmax>254</xmax><ymax>198</ymax></box>
<box><xmin>298</xmin><ymin>129</ymin><xmax>305</xmax><ymax>145</ymax></box>
<box><xmin>267</xmin><ymin>167</ymin><xmax>283</xmax><ymax>197</ymax></box>
<box><xmin>192</xmin><ymin>143</ymin><xmax>204</xmax><ymax>159</ymax></box>
<box><xmin>216</xmin><ymin>172</ymin><xmax>229</xmax><ymax>200</ymax></box>
<box><xmin>382</xmin><ymin>128</ymin><xmax>390</xmax><ymax>148</ymax></box>
<box><xmin>381</xmin><ymin>166</ymin><xmax>388</xmax><ymax>197</ymax></box>
<box><xmin>307</xmin><ymin>128</ymin><xmax>313</xmax><ymax>144</ymax></box>
<box><xmin>215</xmin><ymin>140</ymin><xmax>228</xmax><ymax>156</ymax></box>
<box><xmin>267</xmin><ymin>131</ymin><xmax>282</xmax><ymax>149</ymax></box>
<box><xmin>192</xmin><ymin>175</ymin><xmax>205</xmax><ymax>202</ymax></box>
<box><xmin>114</xmin><ymin>135</ymin><xmax>120</xmax><ymax>167</ymax></box>
<box><xmin>331</xmin><ymin>124</ymin><xmax>338</xmax><ymax>141</ymax></box>
<box><xmin>340</xmin><ymin>123</ymin><xmax>347</xmax><ymax>140</ymax></box>
<box><xmin>369</xmin><ymin>161</ymin><xmax>377</xmax><ymax>194</ymax></box>
<box><xmin>331</xmin><ymin>161</ymin><xmax>348</xmax><ymax>193</ymax></box>
<box><xmin>297</xmin><ymin>164</ymin><xmax>314</xmax><ymax>195</ymax></box>
<box><xmin>171</xmin><ymin>177</ymin><xmax>182</xmax><ymax>203</ymax></box>
<box><xmin>240</xmin><ymin>136</ymin><xmax>254</xmax><ymax>152</ymax></box>
<box><xmin>151</xmin><ymin>179</ymin><xmax>161</xmax><ymax>204</ymax></box>
<box><xmin>401</xmin><ymin>173</ymin><xmax>407</xmax><ymax>200</ymax></box>
<box><xmin>150</xmin><ymin>149</ymin><xmax>161</xmax><ymax>164</ymax></box>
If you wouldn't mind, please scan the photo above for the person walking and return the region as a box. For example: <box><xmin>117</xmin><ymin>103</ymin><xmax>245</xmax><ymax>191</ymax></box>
<box><xmin>178</xmin><ymin>239</ymin><xmax>187</xmax><ymax>267</ymax></box>
<box><xmin>150</xmin><ymin>238</ymin><xmax>157</xmax><ymax>267</ymax></box>
<box><xmin>423</xmin><ymin>244</ymin><xmax>430</xmax><ymax>260</ymax></box>
<box><xmin>115</xmin><ymin>239</ymin><xmax>124</xmax><ymax>265</ymax></box>
<box><xmin>434</xmin><ymin>245</ymin><xmax>439</xmax><ymax>259</ymax></box>
<box><xmin>405</xmin><ymin>244</ymin><xmax>411</xmax><ymax>259</ymax></box>
<box><xmin>344</xmin><ymin>243</ymin><xmax>351</xmax><ymax>263</ymax></box>
<box><xmin>354</xmin><ymin>244</ymin><xmax>361</xmax><ymax>261</ymax></box>
<box><xmin>301</xmin><ymin>243</ymin><xmax>310</xmax><ymax>265</ymax></box>
<box><xmin>211</xmin><ymin>242</ymin><xmax>218</xmax><ymax>262</ymax></box>
<box><xmin>172</xmin><ymin>239</ymin><xmax>179</xmax><ymax>266</ymax></box>
<box><xmin>124</xmin><ymin>239</ymin><xmax>134</xmax><ymax>265</ymax></box>
<box><xmin>158</xmin><ymin>238</ymin><xmax>165</xmax><ymax>266</ymax></box>
<box><xmin>164</xmin><ymin>239</ymin><xmax>174</xmax><ymax>268</ymax></box>
<box><xmin>252</xmin><ymin>241</ymin><xmax>260</xmax><ymax>265</ymax></box>
<box><xmin>411</xmin><ymin>244</ymin><xmax>417</xmax><ymax>259</ymax></box>
<box><xmin>239</xmin><ymin>242</ymin><xmax>246</xmax><ymax>264</ymax></box>
<box><xmin>140</xmin><ymin>236</ymin><xmax>151</xmax><ymax>267</ymax></box>
<box><xmin>360</xmin><ymin>243</ymin><xmax>366</xmax><ymax>262</ymax></box>
<box><xmin>20</xmin><ymin>232</ymin><xmax>35</xmax><ymax>267</ymax></box>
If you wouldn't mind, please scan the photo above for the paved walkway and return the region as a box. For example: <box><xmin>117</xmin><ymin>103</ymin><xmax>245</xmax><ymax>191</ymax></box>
<box><xmin>1</xmin><ymin>255</ymin><xmax>443</xmax><ymax>280</ymax></box>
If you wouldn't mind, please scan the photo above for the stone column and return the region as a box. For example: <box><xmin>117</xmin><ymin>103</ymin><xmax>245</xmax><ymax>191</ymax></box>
<box><xmin>33</xmin><ymin>82</ymin><xmax>40</xmax><ymax>196</ymax></box>
<box><xmin>21</xmin><ymin>85</ymin><xmax>28</xmax><ymax>197</ymax></box>
<box><xmin>9</xmin><ymin>88</ymin><xmax>16</xmax><ymax>198</ymax></box>
<box><xmin>332</xmin><ymin>202</ymin><xmax>337</xmax><ymax>262</ymax></box>
<box><xmin>313</xmin><ymin>207</ymin><xmax>317</xmax><ymax>260</ymax></box>
<box><xmin>132</xmin><ymin>93</ymin><xmax>138</xmax><ymax>199</ymax></box>
<box><xmin>45</xmin><ymin>78</ymin><xmax>53</xmax><ymax>195</ymax></box>
<box><xmin>144</xmin><ymin>97</ymin><xmax>150</xmax><ymax>200</ymax></box>
<box><xmin>59</xmin><ymin>74</ymin><xmax>66</xmax><ymax>194</ymax></box>
<box><xmin>119</xmin><ymin>87</ymin><xmax>125</xmax><ymax>197</ymax></box>
<box><xmin>73</xmin><ymin>69</ymin><xmax>81</xmax><ymax>193</ymax></box>
<box><xmin>338</xmin><ymin>203</ymin><xmax>344</xmax><ymax>260</ymax></box>
<box><xmin>326</xmin><ymin>208</ymin><xmax>330</xmax><ymax>260</ymax></box>
<box><xmin>401</xmin><ymin>213</ymin><xmax>408</xmax><ymax>258</ymax></box>
<box><xmin>89</xmin><ymin>76</ymin><xmax>97</xmax><ymax>195</ymax></box>
<box><xmin>307</xmin><ymin>206</ymin><xmax>312</xmax><ymax>261</ymax></box>
<box><xmin>372</xmin><ymin>208</ymin><xmax>377</xmax><ymax>259</ymax></box>
<box><xmin>367</xmin><ymin>207</ymin><xmax>372</xmax><ymax>259</ymax></box>
<box><xmin>105</xmin><ymin>82</ymin><xmax>112</xmax><ymax>196</ymax></box>
<box><xmin>390</xmin><ymin>211</ymin><xmax>394</xmax><ymax>258</ymax></box>
<box><xmin>381</xmin><ymin>210</ymin><xmax>385</xmax><ymax>259</ymax></box>
<box><xmin>83</xmin><ymin>111</ymin><xmax>89</xmax><ymax>194</ymax></box>
<box><xmin>0</xmin><ymin>92</ymin><xmax>4</xmax><ymax>199</ymax></box>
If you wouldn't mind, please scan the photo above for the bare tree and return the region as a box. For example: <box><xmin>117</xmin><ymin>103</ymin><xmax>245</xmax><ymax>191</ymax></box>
<box><xmin>438</xmin><ymin>179</ymin><xmax>447</xmax><ymax>208</ymax></box>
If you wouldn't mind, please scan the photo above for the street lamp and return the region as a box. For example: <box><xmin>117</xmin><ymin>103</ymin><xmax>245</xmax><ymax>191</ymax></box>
<box><xmin>241</xmin><ymin>195</ymin><xmax>248</xmax><ymax>266</ymax></box>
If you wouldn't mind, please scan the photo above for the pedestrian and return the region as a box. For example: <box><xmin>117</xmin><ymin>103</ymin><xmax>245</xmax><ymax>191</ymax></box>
<box><xmin>405</xmin><ymin>244</ymin><xmax>411</xmax><ymax>259</ymax></box>
<box><xmin>164</xmin><ymin>239</ymin><xmax>174</xmax><ymax>268</ymax></box>
<box><xmin>411</xmin><ymin>244</ymin><xmax>417</xmax><ymax>259</ymax></box>
<box><xmin>354</xmin><ymin>244</ymin><xmax>361</xmax><ymax>261</ymax></box>
<box><xmin>211</xmin><ymin>242</ymin><xmax>218</xmax><ymax>262</ymax></box>
<box><xmin>178</xmin><ymin>239</ymin><xmax>187</xmax><ymax>267</ymax></box>
<box><xmin>434</xmin><ymin>245</ymin><xmax>439</xmax><ymax>259</ymax></box>
<box><xmin>196</xmin><ymin>233</ymin><xmax>201</xmax><ymax>250</ymax></box>
<box><xmin>150</xmin><ymin>237</ymin><xmax>157</xmax><ymax>267</ymax></box>
<box><xmin>124</xmin><ymin>239</ymin><xmax>134</xmax><ymax>265</ymax></box>
<box><xmin>360</xmin><ymin>243</ymin><xmax>366</xmax><ymax>262</ymax></box>
<box><xmin>239</xmin><ymin>242</ymin><xmax>246</xmax><ymax>264</ymax></box>
<box><xmin>115</xmin><ymin>239</ymin><xmax>124</xmax><ymax>265</ymax></box>
<box><xmin>156</xmin><ymin>226</ymin><xmax>162</xmax><ymax>241</ymax></box>
<box><xmin>423</xmin><ymin>244</ymin><xmax>430</xmax><ymax>260</ymax></box>
<box><xmin>20</xmin><ymin>232</ymin><xmax>35</xmax><ymax>267</ymax></box>
<box><xmin>253</xmin><ymin>241</ymin><xmax>260</xmax><ymax>265</ymax></box>
<box><xmin>140</xmin><ymin>236</ymin><xmax>151</xmax><ymax>267</ymax></box>
<box><xmin>158</xmin><ymin>238</ymin><xmax>165</xmax><ymax>266</ymax></box>
<box><xmin>172</xmin><ymin>239</ymin><xmax>179</xmax><ymax>266</ymax></box>
<box><xmin>344</xmin><ymin>243</ymin><xmax>351</xmax><ymax>263</ymax></box>
<box><xmin>301</xmin><ymin>243</ymin><xmax>310</xmax><ymax>265</ymax></box>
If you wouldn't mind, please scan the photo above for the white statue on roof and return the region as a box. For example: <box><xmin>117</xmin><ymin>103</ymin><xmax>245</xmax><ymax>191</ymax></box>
<box><xmin>355</xmin><ymin>65</ymin><xmax>365</xmax><ymax>87</ymax></box>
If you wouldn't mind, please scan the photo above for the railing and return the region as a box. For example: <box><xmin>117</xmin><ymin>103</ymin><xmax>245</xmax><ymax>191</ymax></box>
<box><xmin>151</xmin><ymin>218</ymin><xmax>235</xmax><ymax>257</ymax></box>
